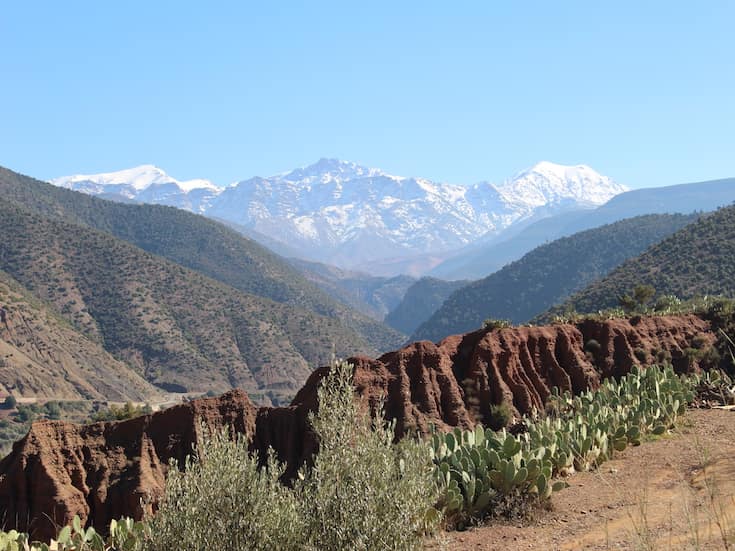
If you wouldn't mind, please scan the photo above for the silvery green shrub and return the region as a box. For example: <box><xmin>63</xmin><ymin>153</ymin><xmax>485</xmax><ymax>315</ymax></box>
<box><xmin>297</xmin><ymin>360</ymin><xmax>440</xmax><ymax>550</ymax></box>
<box><xmin>143</xmin><ymin>359</ymin><xmax>438</xmax><ymax>550</ymax></box>
<box><xmin>144</xmin><ymin>429</ymin><xmax>304</xmax><ymax>551</ymax></box>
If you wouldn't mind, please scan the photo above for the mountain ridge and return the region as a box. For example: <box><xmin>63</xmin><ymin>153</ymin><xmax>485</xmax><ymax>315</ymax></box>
<box><xmin>413</xmin><ymin>213</ymin><xmax>700</xmax><ymax>342</ymax></box>
<box><xmin>543</xmin><ymin>204</ymin><xmax>735</xmax><ymax>320</ymax></box>
<box><xmin>430</xmin><ymin>177</ymin><xmax>735</xmax><ymax>280</ymax></box>
<box><xmin>52</xmin><ymin>159</ymin><xmax>628</xmax><ymax>274</ymax></box>
<box><xmin>0</xmin><ymin>166</ymin><xmax>405</xmax><ymax>355</ymax></box>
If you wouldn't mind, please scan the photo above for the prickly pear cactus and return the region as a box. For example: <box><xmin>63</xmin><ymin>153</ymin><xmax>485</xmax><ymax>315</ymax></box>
<box><xmin>431</xmin><ymin>364</ymin><xmax>697</xmax><ymax>525</ymax></box>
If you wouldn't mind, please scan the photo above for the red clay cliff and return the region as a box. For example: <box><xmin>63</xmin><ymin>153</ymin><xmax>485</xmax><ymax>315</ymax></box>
<box><xmin>0</xmin><ymin>314</ymin><xmax>718</xmax><ymax>539</ymax></box>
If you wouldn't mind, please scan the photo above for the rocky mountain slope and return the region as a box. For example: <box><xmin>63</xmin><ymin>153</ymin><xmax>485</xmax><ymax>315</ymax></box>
<box><xmin>546</xmin><ymin>204</ymin><xmax>735</xmax><ymax>319</ymax></box>
<box><xmin>0</xmin><ymin>166</ymin><xmax>405</xmax><ymax>355</ymax></box>
<box><xmin>431</xmin><ymin>177</ymin><xmax>735</xmax><ymax>280</ymax></box>
<box><xmin>0</xmin><ymin>313</ymin><xmax>718</xmax><ymax>539</ymax></box>
<box><xmin>0</xmin><ymin>199</ymin><xmax>384</xmax><ymax>399</ymax></box>
<box><xmin>413</xmin><ymin>213</ymin><xmax>699</xmax><ymax>342</ymax></box>
<box><xmin>52</xmin><ymin>159</ymin><xmax>627</xmax><ymax>275</ymax></box>
<box><xmin>0</xmin><ymin>269</ymin><xmax>157</xmax><ymax>402</ymax></box>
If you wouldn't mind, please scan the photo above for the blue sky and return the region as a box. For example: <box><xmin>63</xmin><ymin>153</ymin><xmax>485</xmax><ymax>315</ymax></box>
<box><xmin>1</xmin><ymin>1</ymin><xmax>733</xmax><ymax>189</ymax></box>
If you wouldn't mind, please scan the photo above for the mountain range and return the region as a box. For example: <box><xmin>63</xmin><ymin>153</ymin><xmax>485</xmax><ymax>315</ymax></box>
<box><xmin>0</xmin><ymin>166</ymin><xmax>406</xmax><ymax>405</ymax></box>
<box><xmin>52</xmin><ymin>159</ymin><xmax>628</xmax><ymax>276</ymax></box>
<box><xmin>430</xmin><ymin>177</ymin><xmax>735</xmax><ymax>280</ymax></box>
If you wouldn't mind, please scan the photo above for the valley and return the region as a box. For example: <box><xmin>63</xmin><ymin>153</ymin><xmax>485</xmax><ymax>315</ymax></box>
<box><xmin>3</xmin><ymin>5</ymin><xmax>734</xmax><ymax>548</ymax></box>
<box><xmin>1</xmin><ymin>159</ymin><xmax>734</xmax><ymax>549</ymax></box>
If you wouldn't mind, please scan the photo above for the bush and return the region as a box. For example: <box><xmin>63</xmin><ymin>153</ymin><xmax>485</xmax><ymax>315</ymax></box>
<box><xmin>2</xmin><ymin>394</ymin><xmax>16</xmax><ymax>409</ymax></box>
<box><xmin>654</xmin><ymin>294</ymin><xmax>681</xmax><ymax>313</ymax></box>
<box><xmin>146</xmin><ymin>429</ymin><xmax>304</xmax><ymax>551</ymax></box>
<box><xmin>487</xmin><ymin>401</ymin><xmax>513</xmax><ymax>430</ymax></box>
<box><xmin>145</xmin><ymin>360</ymin><xmax>438</xmax><ymax>550</ymax></box>
<box><xmin>92</xmin><ymin>402</ymin><xmax>152</xmax><ymax>422</ymax></box>
<box><xmin>297</xmin><ymin>361</ymin><xmax>439</xmax><ymax>550</ymax></box>
<box><xmin>483</xmin><ymin>318</ymin><xmax>512</xmax><ymax>331</ymax></box>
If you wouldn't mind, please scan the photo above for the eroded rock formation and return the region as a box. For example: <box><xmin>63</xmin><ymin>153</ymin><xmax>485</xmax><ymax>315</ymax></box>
<box><xmin>0</xmin><ymin>391</ymin><xmax>257</xmax><ymax>540</ymax></box>
<box><xmin>0</xmin><ymin>314</ymin><xmax>717</xmax><ymax>539</ymax></box>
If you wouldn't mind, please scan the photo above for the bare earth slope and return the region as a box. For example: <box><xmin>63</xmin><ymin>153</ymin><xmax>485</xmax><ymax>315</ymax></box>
<box><xmin>0</xmin><ymin>270</ymin><xmax>157</xmax><ymax>402</ymax></box>
<box><xmin>0</xmin><ymin>314</ymin><xmax>718</xmax><ymax>539</ymax></box>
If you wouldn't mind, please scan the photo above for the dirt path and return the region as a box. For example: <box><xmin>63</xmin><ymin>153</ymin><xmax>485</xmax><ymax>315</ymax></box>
<box><xmin>430</xmin><ymin>408</ymin><xmax>735</xmax><ymax>550</ymax></box>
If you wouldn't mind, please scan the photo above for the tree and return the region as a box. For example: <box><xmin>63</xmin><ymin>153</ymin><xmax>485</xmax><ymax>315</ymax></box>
<box><xmin>2</xmin><ymin>394</ymin><xmax>17</xmax><ymax>409</ymax></box>
<box><xmin>633</xmin><ymin>284</ymin><xmax>656</xmax><ymax>308</ymax></box>
<box><xmin>618</xmin><ymin>284</ymin><xmax>656</xmax><ymax>313</ymax></box>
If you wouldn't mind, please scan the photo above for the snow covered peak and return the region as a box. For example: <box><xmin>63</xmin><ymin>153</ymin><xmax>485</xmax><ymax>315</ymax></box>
<box><xmin>50</xmin><ymin>158</ymin><xmax>628</xmax><ymax>275</ymax></box>
<box><xmin>277</xmin><ymin>158</ymin><xmax>394</xmax><ymax>185</ymax></box>
<box><xmin>52</xmin><ymin>164</ymin><xmax>166</xmax><ymax>191</ymax></box>
<box><xmin>495</xmin><ymin>161</ymin><xmax>628</xmax><ymax>208</ymax></box>
<box><xmin>51</xmin><ymin>165</ymin><xmax>221</xmax><ymax>194</ymax></box>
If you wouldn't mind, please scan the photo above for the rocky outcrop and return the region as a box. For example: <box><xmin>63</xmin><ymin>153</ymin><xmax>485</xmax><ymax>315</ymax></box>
<box><xmin>0</xmin><ymin>391</ymin><xmax>257</xmax><ymax>540</ymax></box>
<box><xmin>0</xmin><ymin>314</ymin><xmax>717</xmax><ymax>539</ymax></box>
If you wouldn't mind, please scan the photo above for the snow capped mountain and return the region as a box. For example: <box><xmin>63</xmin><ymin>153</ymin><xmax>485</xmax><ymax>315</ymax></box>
<box><xmin>51</xmin><ymin>159</ymin><xmax>627</xmax><ymax>275</ymax></box>
<box><xmin>51</xmin><ymin>165</ymin><xmax>221</xmax><ymax>212</ymax></box>
<box><xmin>276</xmin><ymin>157</ymin><xmax>390</xmax><ymax>185</ymax></box>
<box><xmin>495</xmin><ymin>161</ymin><xmax>627</xmax><ymax>209</ymax></box>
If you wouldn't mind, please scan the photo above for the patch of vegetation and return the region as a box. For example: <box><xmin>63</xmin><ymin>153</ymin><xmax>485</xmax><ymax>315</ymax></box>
<box><xmin>486</xmin><ymin>402</ymin><xmax>513</xmax><ymax>431</ymax></box>
<box><xmin>482</xmin><ymin>318</ymin><xmax>512</xmax><ymax>331</ymax></box>
<box><xmin>148</xmin><ymin>360</ymin><xmax>438</xmax><ymax>550</ymax></box>
<box><xmin>430</xmin><ymin>365</ymin><xmax>695</xmax><ymax>528</ymax></box>
<box><xmin>147</xmin><ymin>429</ymin><xmax>303</xmax><ymax>550</ymax></box>
<box><xmin>0</xmin><ymin>400</ymin><xmax>93</xmax><ymax>456</ymax></box>
<box><xmin>91</xmin><ymin>402</ymin><xmax>153</xmax><ymax>422</ymax></box>
<box><xmin>691</xmin><ymin>369</ymin><xmax>735</xmax><ymax>407</ymax></box>
<box><xmin>0</xmin><ymin>516</ymin><xmax>150</xmax><ymax>551</ymax></box>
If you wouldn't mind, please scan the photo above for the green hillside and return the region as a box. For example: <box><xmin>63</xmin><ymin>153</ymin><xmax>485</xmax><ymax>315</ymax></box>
<box><xmin>545</xmin><ymin>205</ymin><xmax>735</xmax><ymax>318</ymax></box>
<box><xmin>0</xmin><ymin>167</ymin><xmax>405</xmax><ymax>353</ymax></box>
<box><xmin>0</xmin><ymin>200</ymin><xmax>377</xmax><ymax>400</ymax></box>
<box><xmin>412</xmin><ymin>213</ymin><xmax>698</xmax><ymax>342</ymax></box>
<box><xmin>384</xmin><ymin>277</ymin><xmax>468</xmax><ymax>335</ymax></box>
